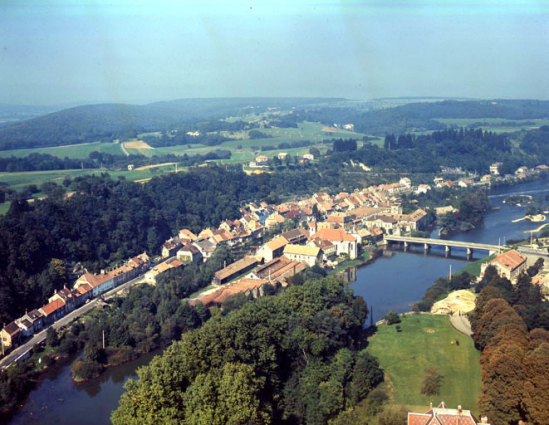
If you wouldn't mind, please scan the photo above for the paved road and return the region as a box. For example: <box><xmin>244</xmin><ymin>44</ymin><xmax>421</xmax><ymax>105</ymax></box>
<box><xmin>0</xmin><ymin>274</ymin><xmax>147</xmax><ymax>370</ymax></box>
<box><xmin>450</xmin><ymin>313</ymin><xmax>473</xmax><ymax>337</ymax></box>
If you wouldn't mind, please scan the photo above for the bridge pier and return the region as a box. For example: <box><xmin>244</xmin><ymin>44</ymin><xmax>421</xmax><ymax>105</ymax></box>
<box><xmin>424</xmin><ymin>243</ymin><xmax>430</xmax><ymax>251</ymax></box>
<box><xmin>467</xmin><ymin>247</ymin><xmax>473</xmax><ymax>260</ymax></box>
<box><xmin>445</xmin><ymin>245</ymin><xmax>451</xmax><ymax>258</ymax></box>
<box><xmin>403</xmin><ymin>241</ymin><xmax>409</xmax><ymax>251</ymax></box>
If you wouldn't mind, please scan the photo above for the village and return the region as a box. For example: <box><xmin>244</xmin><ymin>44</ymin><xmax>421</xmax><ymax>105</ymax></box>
<box><xmin>2</xmin><ymin>161</ymin><xmax>549</xmax><ymax>359</ymax></box>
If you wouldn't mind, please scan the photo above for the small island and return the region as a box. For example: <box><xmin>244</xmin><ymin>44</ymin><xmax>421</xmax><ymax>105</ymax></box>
<box><xmin>503</xmin><ymin>194</ymin><xmax>533</xmax><ymax>206</ymax></box>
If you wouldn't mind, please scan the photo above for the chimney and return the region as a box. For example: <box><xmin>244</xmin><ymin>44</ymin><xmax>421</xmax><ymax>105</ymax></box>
<box><xmin>429</xmin><ymin>402</ymin><xmax>433</xmax><ymax>410</ymax></box>
<box><xmin>480</xmin><ymin>416</ymin><xmax>489</xmax><ymax>424</ymax></box>
<box><xmin>458</xmin><ymin>405</ymin><xmax>462</xmax><ymax>415</ymax></box>
<box><xmin>101</xmin><ymin>269</ymin><xmax>105</xmax><ymax>275</ymax></box>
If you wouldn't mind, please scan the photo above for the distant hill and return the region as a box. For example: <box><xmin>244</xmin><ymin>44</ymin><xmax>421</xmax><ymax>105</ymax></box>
<box><xmin>0</xmin><ymin>98</ymin><xmax>345</xmax><ymax>150</ymax></box>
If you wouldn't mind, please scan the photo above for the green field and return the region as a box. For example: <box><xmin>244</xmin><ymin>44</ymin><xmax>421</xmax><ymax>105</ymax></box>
<box><xmin>0</xmin><ymin>165</ymin><xmax>177</xmax><ymax>192</ymax></box>
<box><xmin>0</xmin><ymin>203</ymin><xmax>10</xmax><ymax>215</ymax></box>
<box><xmin>0</xmin><ymin>142</ymin><xmax>124</xmax><ymax>159</ymax></box>
<box><xmin>435</xmin><ymin>118</ymin><xmax>549</xmax><ymax>134</ymax></box>
<box><xmin>455</xmin><ymin>253</ymin><xmax>497</xmax><ymax>277</ymax></box>
<box><xmin>367</xmin><ymin>314</ymin><xmax>481</xmax><ymax>414</ymax></box>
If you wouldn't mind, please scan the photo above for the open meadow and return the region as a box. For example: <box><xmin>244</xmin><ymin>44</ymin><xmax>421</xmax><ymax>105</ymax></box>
<box><xmin>0</xmin><ymin>141</ymin><xmax>124</xmax><ymax>159</ymax></box>
<box><xmin>366</xmin><ymin>314</ymin><xmax>481</xmax><ymax>414</ymax></box>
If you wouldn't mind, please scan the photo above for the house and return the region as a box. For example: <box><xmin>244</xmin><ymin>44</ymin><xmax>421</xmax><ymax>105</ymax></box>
<box><xmin>213</xmin><ymin>256</ymin><xmax>262</xmax><ymax>285</ymax></box>
<box><xmin>308</xmin><ymin>238</ymin><xmax>337</xmax><ymax>260</ymax></box>
<box><xmin>39</xmin><ymin>299</ymin><xmax>66</xmax><ymax>325</ymax></box>
<box><xmin>278</xmin><ymin>152</ymin><xmax>288</xmax><ymax>160</ymax></box>
<box><xmin>144</xmin><ymin>259</ymin><xmax>184</xmax><ymax>285</ymax></box>
<box><xmin>74</xmin><ymin>271</ymin><xmax>115</xmax><ymax>298</ymax></box>
<box><xmin>193</xmin><ymin>239</ymin><xmax>217</xmax><ymax>259</ymax></box>
<box><xmin>283</xmin><ymin>244</ymin><xmax>322</xmax><ymax>267</ymax></box>
<box><xmin>408</xmin><ymin>402</ymin><xmax>489</xmax><ymax>425</ymax></box>
<box><xmin>162</xmin><ymin>236</ymin><xmax>182</xmax><ymax>258</ymax></box>
<box><xmin>480</xmin><ymin>174</ymin><xmax>492</xmax><ymax>183</ymax></box>
<box><xmin>257</xmin><ymin>235</ymin><xmax>290</xmax><ymax>262</ymax></box>
<box><xmin>435</xmin><ymin>205</ymin><xmax>457</xmax><ymax>216</ymax></box>
<box><xmin>399</xmin><ymin>177</ymin><xmax>411</xmax><ymax>187</ymax></box>
<box><xmin>179</xmin><ymin>229</ymin><xmax>198</xmax><ymax>241</ymax></box>
<box><xmin>1</xmin><ymin>322</ymin><xmax>21</xmax><ymax>349</ymax></box>
<box><xmin>281</xmin><ymin>228</ymin><xmax>309</xmax><ymax>245</ymax></box>
<box><xmin>177</xmin><ymin>243</ymin><xmax>202</xmax><ymax>264</ymax></box>
<box><xmin>489</xmin><ymin>162</ymin><xmax>502</xmax><ymax>175</ymax></box>
<box><xmin>480</xmin><ymin>250</ymin><xmax>527</xmax><ymax>284</ymax></box>
<box><xmin>303</xmin><ymin>154</ymin><xmax>314</xmax><ymax>161</ymax></box>
<box><xmin>311</xmin><ymin>228</ymin><xmax>358</xmax><ymax>259</ymax></box>
<box><xmin>127</xmin><ymin>164</ymin><xmax>134</xmax><ymax>171</ymax></box>
<box><xmin>15</xmin><ymin>318</ymin><xmax>34</xmax><ymax>338</ymax></box>
<box><xmin>416</xmin><ymin>184</ymin><xmax>431</xmax><ymax>194</ymax></box>
<box><xmin>22</xmin><ymin>309</ymin><xmax>45</xmax><ymax>333</ymax></box>
<box><xmin>364</xmin><ymin>215</ymin><xmax>398</xmax><ymax>234</ymax></box>
<box><xmin>515</xmin><ymin>166</ymin><xmax>529</xmax><ymax>175</ymax></box>
<box><xmin>73</xmin><ymin>283</ymin><xmax>93</xmax><ymax>306</ymax></box>
<box><xmin>343</xmin><ymin>123</ymin><xmax>354</xmax><ymax>131</ymax></box>
<box><xmin>49</xmin><ymin>287</ymin><xmax>77</xmax><ymax>313</ymax></box>
<box><xmin>256</xmin><ymin>155</ymin><xmax>269</xmax><ymax>164</ymax></box>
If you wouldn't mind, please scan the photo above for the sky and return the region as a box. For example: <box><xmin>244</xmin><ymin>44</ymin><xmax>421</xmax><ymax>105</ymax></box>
<box><xmin>1</xmin><ymin>0</ymin><xmax>548</xmax><ymax>105</ymax></box>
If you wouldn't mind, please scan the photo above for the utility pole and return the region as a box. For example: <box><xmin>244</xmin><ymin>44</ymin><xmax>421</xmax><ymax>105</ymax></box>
<box><xmin>449</xmin><ymin>264</ymin><xmax>452</xmax><ymax>280</ymax></box>
<box><xmin>102</xmin><ymin>330</ymin><xmax>105</xmax><ymax>350</ymax></box>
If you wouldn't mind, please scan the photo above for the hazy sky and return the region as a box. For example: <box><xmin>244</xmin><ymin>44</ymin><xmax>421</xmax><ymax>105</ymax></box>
<box><xmin>1</xmin><ymin>0</ymin><xmax>548</xmax><ymax>105</ymax></box>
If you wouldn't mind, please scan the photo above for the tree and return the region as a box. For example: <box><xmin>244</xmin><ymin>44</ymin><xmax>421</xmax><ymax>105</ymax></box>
<box><xmin>384</xmin><ymin>311</ymin><xmax>401</xmax><ymax>325</ymax></box>
<box><xmin>420</xmin><ymin>366</ymin><xmax>442</xmax><ymax>396</ymax></box>
<box><xmin>309</xmin><ymin>147</ymin><xmax>321</xmax><ymax>158</ymax></box>
<box><xmin>377</xmin><ymin>405</ymin><xmax>408</xmax><ymax>425</ymax></box>
<box><xmin>46</xmin><ymin>327</ymin><xmax>59</xmax><ymax>347</ymax></box>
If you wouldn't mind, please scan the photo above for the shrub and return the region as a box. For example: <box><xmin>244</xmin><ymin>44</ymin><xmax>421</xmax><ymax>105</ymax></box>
<box><xmin>384</xmin><ymin>311</ymin><xmax>401</xmax><ymax>325</ymax></box>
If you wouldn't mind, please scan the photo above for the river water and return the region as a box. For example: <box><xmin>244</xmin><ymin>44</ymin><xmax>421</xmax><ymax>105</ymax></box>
<box><xmin>9</xmin><ymin>179</ymin><xmax>549</xmax><ymax>425</ymax></box>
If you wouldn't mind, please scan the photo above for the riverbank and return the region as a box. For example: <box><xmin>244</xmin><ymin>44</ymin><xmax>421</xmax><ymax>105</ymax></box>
<box><xmin>330</xmin><ymin>248</ymin><xmax>377</xmax><ymax>276</ymax></box>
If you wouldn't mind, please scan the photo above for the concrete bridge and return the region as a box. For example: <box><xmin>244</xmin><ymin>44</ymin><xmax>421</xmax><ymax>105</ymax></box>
<box><xmin>383</xmin><ymin>235</ymin><xmax>503</xmax><ymax>257</ymax></box>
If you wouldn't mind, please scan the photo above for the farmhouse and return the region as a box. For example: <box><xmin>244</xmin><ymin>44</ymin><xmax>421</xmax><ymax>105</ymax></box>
<box><xmin>408</xmin><ymin>402</ymin><xmax>488</xmax><ymax>425</ymax></box>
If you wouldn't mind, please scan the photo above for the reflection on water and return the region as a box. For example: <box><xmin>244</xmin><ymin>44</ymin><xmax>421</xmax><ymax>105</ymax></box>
<box><xmin>10</xmin><ymin>349</ymin><xmax>162</xmax><ymax>425</ymax></box>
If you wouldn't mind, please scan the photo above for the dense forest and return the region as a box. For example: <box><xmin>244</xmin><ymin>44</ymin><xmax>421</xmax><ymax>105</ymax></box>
<box><xmin>111</xmin><ymin>276</ymin><xmax>383</xmax><ymax>424</ymax></box>
<box><xmin>326</xmin><ymin>128</ymin><xmax>527</xmax><ymax>174</ymax></box>
<box><xmin>469</xmin><ymin>268</ymin><xmax>549</xmax><ymax>425</ymax></box>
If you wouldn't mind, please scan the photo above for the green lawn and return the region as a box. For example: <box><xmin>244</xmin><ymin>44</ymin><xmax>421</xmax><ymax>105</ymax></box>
<box><xmin>367</xmin><ymin>314</ymin><xmax>481</xmax><ymax>414</ymax></box>
<box><xmin>455</xmin><ymin>253</ymin><xmax>497</xmax><ymax>277</ymax></box>
<box><xmin>0</xmin><ymin>142</ymin><xmax>123</xmax><ymax>159</ymax></box>
<box><xmin>329</xmin><ymin>251</ymin><xmax>371</xmax><ymax>275</ymax></box>
<box><xmin>0</xmin><ymin>203</ymin><xmax>10</xmax><ymax>215</ymax></box>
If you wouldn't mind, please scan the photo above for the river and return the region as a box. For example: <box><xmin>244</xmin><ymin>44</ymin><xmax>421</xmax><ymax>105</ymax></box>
<box><xmin>351</xmin><ymin>178</ymin><xmax>549</xmax><ymax>322</ymax></box>
<box><xmin>8</xmin><ymin>178</ymin><xmax>549</xmax><ymax>425</ymax></box>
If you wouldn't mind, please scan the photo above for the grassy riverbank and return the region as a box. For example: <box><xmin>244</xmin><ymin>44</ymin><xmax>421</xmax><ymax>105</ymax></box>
<box><xmin>329</xmin><ymin>250</ymin><xmax>372</xmax><ymax>275</ymax></box>
<box><xmin>366</xmin><ymin>315</ymin><xmax>481</xmax><ymax>414</ymax></box>
<box><xmin>454</xmin><ymin>253</ymin><xmax>497</xmax><ymax>277</ymax></box>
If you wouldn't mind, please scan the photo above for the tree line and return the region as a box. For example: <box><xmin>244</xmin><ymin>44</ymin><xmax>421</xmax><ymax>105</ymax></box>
<box><xmin>470</xmin><ymin>268</ymin><xmax>549</xmax><ymax>424</ymax></box>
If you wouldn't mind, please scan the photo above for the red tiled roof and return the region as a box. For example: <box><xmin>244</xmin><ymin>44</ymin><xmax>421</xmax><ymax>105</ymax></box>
<box><xmin>312</xmin><ymin>228</ymin><xmax>356</xmax><ymax>242</ymax></box>
<box><xmin>489</xmin><ymin>250</ymin><xmax>526</xmax><ymax>271</ymax></box>
<box><xmin>40</xmin><ymin>299</ymin><xmax>65</xmax><ymax>316</ymax></box>
<box><xmin>3</xmin><ymin>321</ymin><xmax>21</xmax><ymax>336</ymax></box>
<box><xmin>407</xmin><ymin>413</ymin><xmax>432</xmax><ymax>425</ymax></box>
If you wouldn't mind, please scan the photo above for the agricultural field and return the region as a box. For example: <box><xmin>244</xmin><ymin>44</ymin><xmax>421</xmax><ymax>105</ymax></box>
<box><xmin>0</xmin><ymin>164</ymin><xmax>177</xmax><ymax>193</ymax></box>
<box><xmin>435</xmin><ymin>118</ymin><xmax>549</xmax><ymax>134</ymax></box>
<box><xmin>0</xmin><ymin>142</ymin><xmax>123</xmax><ymax>159</ymax></box>
<box><xmin>366</xmin><ymin>314</ymin><xmax>481</xmax><ymax>415</ymax></box>
<box><xmin>122</xmin><ymin>140</ymin><xmax>155</xmax><ymax>156</ymax></box>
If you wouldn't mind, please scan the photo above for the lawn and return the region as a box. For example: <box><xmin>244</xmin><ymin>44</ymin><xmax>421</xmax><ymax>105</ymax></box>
<box><xmin>0</xmin><ymin>203</ymin><xmax>10</xmax><ymax>215</ymax></box>
<box><xmin>454</xmin><ymin>253</ymin><xmax>497</xmax><ymax>277</ymax></box>
<box><xmin>366</xmin><ymin>314</ymin><xmax>481</xmax><ymax>414</ymax></box>
<box><xmin>0</xmin><ymin>142</ymin><xmax>123</xmax><ymax>159</ymax></box>
<box><xmin>329</xmin><ymin>251</ymin><xmax>371</xmax><ymax>275</ymax></box>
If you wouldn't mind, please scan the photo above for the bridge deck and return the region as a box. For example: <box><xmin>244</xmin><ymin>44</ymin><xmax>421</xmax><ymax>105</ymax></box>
<box><xmin>384</xmin><ymin>235</ymin><xmax>501</xmax><ymax>251</ymax></box>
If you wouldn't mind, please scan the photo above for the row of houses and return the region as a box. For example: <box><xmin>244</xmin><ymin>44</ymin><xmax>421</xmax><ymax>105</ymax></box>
<box><xmin>1</xmin><ymin>253</ymin><xmax>150</xmax><ymax>351</ymax></box>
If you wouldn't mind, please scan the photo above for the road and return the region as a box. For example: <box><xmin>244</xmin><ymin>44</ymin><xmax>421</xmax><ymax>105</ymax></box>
<box><xmin>120</xmin><ymin>142</ymin><xmax>130</xmax><ymax>156</ymax></box>
<box><xmin>0</xmin><ymin>274</ymin><xmax>147</xmax><ymax>370</ymax></box>
<box><xmin>450</xmin><ymin>313</ymin><xmax>473</xmax><ymax>337</ymax></box>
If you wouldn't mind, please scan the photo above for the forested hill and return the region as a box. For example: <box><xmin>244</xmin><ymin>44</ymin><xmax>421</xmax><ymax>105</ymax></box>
<box><xmin>0</xmin><ymin>97</ymin><xmax>344</xmax><ymax>150</ymax></box>
<box><xmin>296</xmin><ymin>100</ymin><xmax>549</xmax><ymax>135</ymax></box>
